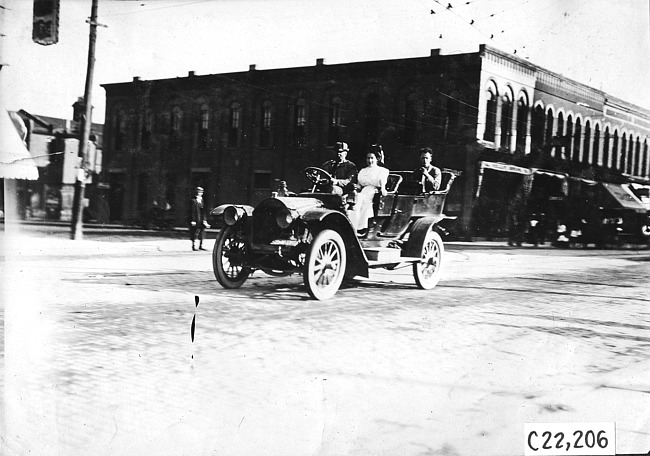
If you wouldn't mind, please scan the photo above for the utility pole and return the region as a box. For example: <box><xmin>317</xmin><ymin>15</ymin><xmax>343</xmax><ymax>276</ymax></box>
<box><xmin>70</xmin><ymin>0</ymin><xmax>99</xmax><ymax>239</ymax></box>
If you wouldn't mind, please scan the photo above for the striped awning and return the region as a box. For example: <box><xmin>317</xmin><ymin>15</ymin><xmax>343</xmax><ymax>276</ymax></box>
<box><xmin>0</xmin><ymin>109</ymin><xmax>38</xmax><ymax>180</ymax></box>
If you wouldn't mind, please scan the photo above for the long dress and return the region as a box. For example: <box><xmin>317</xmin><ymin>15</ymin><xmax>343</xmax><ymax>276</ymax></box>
<box><xmin>350</xmin><ymin>165</ymin><xmax>389</xmax><ymax>230</ymax></box>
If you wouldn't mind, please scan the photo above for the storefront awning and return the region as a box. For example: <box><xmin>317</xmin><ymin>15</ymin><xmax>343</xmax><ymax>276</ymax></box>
<box><xmin>601</xmin><ymin>182</ymin><xmax>647</xmax><ymax>213</ymax></box>
<box><xmin>0</xmin><ymin>109</ymin><xmax>38</xmax><ymax>180</ymax></box>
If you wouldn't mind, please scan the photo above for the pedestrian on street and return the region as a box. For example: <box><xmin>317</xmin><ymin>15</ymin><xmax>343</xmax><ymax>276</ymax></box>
<box><xmin>188</xmin><ymin>186</ymin><xmax>209</xmax><ymax>251</ymax></box>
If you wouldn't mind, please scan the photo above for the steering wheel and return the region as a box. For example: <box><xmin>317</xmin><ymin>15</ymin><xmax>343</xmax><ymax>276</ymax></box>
<box><xmin>304</xmin><ymin>167</ymin><xmax>333</xmax><ymax>187</ymax></box>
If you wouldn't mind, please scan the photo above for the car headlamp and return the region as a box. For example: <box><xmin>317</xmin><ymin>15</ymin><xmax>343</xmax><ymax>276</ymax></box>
<box><xmin>275</xmin><ymin>208</ymin><xmax>296</xmax><ymax>229</ymax></box>
<box><xmin>223</xmin><ymin>206</ymin><xmax>245</xmax><ymax>226</ymax></box>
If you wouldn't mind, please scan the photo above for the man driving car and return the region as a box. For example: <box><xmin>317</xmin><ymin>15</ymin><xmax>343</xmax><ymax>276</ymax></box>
<box><xmin>321</xmin><ymin>142</ymin><xmax>358</xmax><ymax>195</ymax></box>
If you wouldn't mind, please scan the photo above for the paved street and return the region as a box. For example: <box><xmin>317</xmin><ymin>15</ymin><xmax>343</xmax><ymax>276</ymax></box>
<box><xmin>1</xmin><ymin>224</ymin><xmax>650</xmax><ymax>456</ymax></box>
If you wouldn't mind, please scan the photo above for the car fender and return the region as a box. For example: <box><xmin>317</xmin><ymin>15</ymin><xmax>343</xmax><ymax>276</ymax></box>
<box><xmin>210</xmin><ymin>204</ymin><xmax>255</xmax><ymax>217</ymax></box>
<box><xmin>304</xmin><ymin>210</ymin><xmax>369</xmax><ymax>278</ymax></box>
<box><xmin>402</xmin><ymin>216</ymin><xmax>442</xmax><ymax>258</ymax></box>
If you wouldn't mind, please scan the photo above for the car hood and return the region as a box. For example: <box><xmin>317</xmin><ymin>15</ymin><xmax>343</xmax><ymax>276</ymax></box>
<box><xmin>256</xmin><ymin>196</ymin><xmax>325</xmax><ymax>215</ymax></box>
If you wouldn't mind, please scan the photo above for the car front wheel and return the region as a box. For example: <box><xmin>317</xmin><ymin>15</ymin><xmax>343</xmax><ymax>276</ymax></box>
<box><xmin>213</xmin><ymin>226</ymin><xmax>252</xmax><ymax>289</ymax></box>
<box><xmin>413</xmin><ymin>229</ymin><xmax>444</xmax><ymax>289</ymax></box>
<box><xmin>303</xmin><ymin>229</ymin><xmax>347</xmax><ymax>300</ymax></box>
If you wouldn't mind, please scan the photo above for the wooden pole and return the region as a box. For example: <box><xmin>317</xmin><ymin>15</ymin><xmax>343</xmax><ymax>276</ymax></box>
<box><xmin>70</xmin><ymin>0</ymin><xmax>98</xmax><ymax>239</ymax></box>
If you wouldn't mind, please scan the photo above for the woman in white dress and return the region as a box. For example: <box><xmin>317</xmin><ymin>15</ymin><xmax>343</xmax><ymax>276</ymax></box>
<box><xmin>350</xmin><ymin>149</ymin><xmax>389</xmax><ymax>232</ymax></box>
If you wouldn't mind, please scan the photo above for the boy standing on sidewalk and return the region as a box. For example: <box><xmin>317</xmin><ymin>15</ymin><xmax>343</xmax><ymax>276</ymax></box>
<box><xmin>188</xmin><ymin>187</ymin><xmax>209</xmax><ymax>251</ymax></box>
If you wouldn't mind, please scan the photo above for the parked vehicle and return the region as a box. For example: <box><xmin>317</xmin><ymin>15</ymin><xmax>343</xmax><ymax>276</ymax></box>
<box><xmin>210</xmin><ymin>167</ymin><xmax>458</xmax><ymax>300</ymax></box>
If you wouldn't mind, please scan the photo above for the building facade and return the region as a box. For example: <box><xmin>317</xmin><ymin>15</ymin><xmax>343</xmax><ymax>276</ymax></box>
<box><xmin>12</xmin><ymin>101</ymin><xmax>104</xmax><ymax>221</ymax></box>
<box><xmin>101</xmin><ymin>45</ymin><xmax>650</xmax><ymax>237</ymax></box>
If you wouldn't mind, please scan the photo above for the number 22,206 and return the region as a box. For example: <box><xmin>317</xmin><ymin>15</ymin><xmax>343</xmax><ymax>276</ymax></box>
<box><xmin>524</xmin><ymin>423</ymin><xmax>615</xmax><ymax>455</ymax></box>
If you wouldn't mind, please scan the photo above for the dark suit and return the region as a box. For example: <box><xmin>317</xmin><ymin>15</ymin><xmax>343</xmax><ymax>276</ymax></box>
<box><xmin>321</xmin><ymin>159</ymin><xmax>358</xmax><ymax>194</ymax></box>
<box><xmin>188</xmin><ymin>196</ymin><xmax>206</xmax><ymax>248</ymax></box>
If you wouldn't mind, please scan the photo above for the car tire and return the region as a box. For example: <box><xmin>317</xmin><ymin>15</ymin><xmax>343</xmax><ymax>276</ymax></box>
<box><xmin>213</xmin><ymin>226</ymin><xmax>251</xmax><ymax>289</ymax></box>
<box><xmin>303</xmin><ymin>229</ymin><xmax>347</xmax><ymax>300</ymax></box>
<box><xmin>413</xmin><ymin>228</ymin><xmax>444</xmax><ymax>290</ymax></box>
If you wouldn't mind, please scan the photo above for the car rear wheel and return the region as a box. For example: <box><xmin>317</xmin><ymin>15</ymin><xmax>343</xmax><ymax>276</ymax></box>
<box><xmin>304</xmin><ymin>229</ymin><xmax>347</xmax><ymax>300</ymax></box>
<box><xmin>213</xmin><ymin>226</ymin><xmax>251</xmax><ymax>288</ymax></box>
<box><xmin>413</xmin><ymin>228</ymin><xmax>444</xmax><ymax>289</ymax></box>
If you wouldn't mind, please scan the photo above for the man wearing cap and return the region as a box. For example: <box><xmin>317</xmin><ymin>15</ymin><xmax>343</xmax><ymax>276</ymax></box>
<box><xmin>321</xmin><ymin>142</ymin><xmax>358</xmax><ymax>196</ymax></box>
<box><xmin>188</xmin><ymin>186</ymin><xmax>209</xmax><ymax>251</ymax></box>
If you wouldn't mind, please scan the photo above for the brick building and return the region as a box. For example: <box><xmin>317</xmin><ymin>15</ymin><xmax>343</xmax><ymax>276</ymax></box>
<box><xmin>101</xmin><ymin>45</ymin><xmax>650</xmax><ymax>237</ymax></box>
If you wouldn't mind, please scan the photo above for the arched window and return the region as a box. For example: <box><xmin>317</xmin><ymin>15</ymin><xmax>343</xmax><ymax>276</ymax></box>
<box><xmin>572</xmin><ymin>118</ymin><xmax>581</xmax><ymax>161</ymax></box>
<box><xmin>531</xmin><ymin>105</ymin><xmax>545</xmax><ymax>151</ymax></box>
<box><xmin>483</xmin><ymin>85</ymin><xmax>497</xmax><ymax>142</ymax></box>
<box><xmin>613</xmin><ymin>131</ymin><xmax>620</xmax><ymax>170</ymax></box>
<box><xmin>565</xmin><ymin>115</ymin><xmax>574</xmax><ymax>159</ymax></box>
<box><xmin>515</xmin><ymin>93</ymin><xmax>529</xmax><ymax>153</ymax></box>
<box><xmin>583</xmin><ymin>120</ymin><xmax>591</xmax><ymax>163</ymax></box>
<box><xmin>228</xmin><ymin>101</ymin><xmax>241</xmax><ymax>147</ymax></box>
<box><xmin>593</xmin><ymin>124</ymin><xmax>600</xmax><ymax>165</ymax></box>
<box><xmin>621</xmin><ymin>133</ymin><xmax>628</xmax><ymax>171</ymax></box>
<box><xmin>626</xmin><ymin>135</ymin><xmax>634</xmax><ymax>174</ymax></box>
<box><xmin>544</xmin><ymin>108</ymin><xmax>554</xmax><ymax>149</ymax></box>
<box><xmin>328</xmin><ymin>96</ymin><xmax>343</xmax><ymax>146</ymax></box>
<box><xmin>259</xmin><ymin>100</ymin><xmax>273</xmax><ymax>147</ymax></box>
<box><xmin>602</xmin><ymin>127</ymin><xmax>610</xmax><ymax>168</ymax></box>
<box><xmin>198</xmin><ymin>103</ymin><xmax>209</xmax><ymax>149</ymax></box>
<box><xmin>556</xmin><ymin>112</ymin><xmax>564</xmax><ymax>158</ymax></box>
<box><xmin>500</xmin><ymin>93</ymin><xmax>513</xmax><ymax>150</ymax></box>
<box><xmin>294</xmin><ymin>98</ymin><xmax>307</xmax><ymax>147</ymax></box>
<box><xmin>634</xmin><ymin>137</ymin><xmax>641</xmax><ymax>176</ymax></box>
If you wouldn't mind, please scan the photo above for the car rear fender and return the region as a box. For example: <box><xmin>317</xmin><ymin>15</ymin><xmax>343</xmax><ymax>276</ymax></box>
<box><xmin>402</xmin><ymin>216</ymin><xmax>442</xmax><ymax>258</ymax></box>
<box><xmin>304</xmin><ymin>210</ymin><xmax>369</xmax><ymax>278</ymax></box>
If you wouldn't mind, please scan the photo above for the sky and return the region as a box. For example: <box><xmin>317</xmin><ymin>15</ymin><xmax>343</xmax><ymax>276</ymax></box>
<box><xmin>1</xmin><ymin>0</ymin><xmax>649</xmax><ymax>125</ymax></box>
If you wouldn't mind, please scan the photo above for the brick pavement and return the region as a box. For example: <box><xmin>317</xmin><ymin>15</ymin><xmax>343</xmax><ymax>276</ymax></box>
<box><xmin>2</xmin><ymin>230</ymin><xmax>650</xmax><ymax>455</ymax></box>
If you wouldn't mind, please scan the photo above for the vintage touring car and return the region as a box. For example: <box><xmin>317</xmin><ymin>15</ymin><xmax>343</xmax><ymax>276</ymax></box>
<box><xmin>210</xmin><ymin>167</ymin><xmax>458</xmax><ymax>300</ymax></box>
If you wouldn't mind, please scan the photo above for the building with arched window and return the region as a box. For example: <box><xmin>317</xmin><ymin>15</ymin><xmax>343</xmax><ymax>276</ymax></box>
<box><xmin>101</xmin><ymin>45</ymin><xmax>650</xmax><ymax>237</ymax></box>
